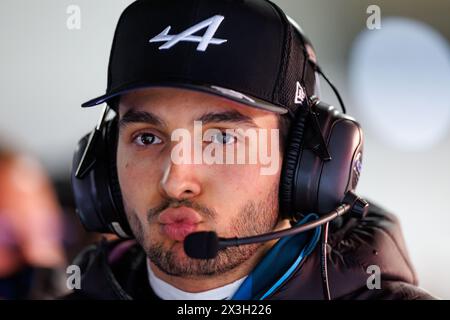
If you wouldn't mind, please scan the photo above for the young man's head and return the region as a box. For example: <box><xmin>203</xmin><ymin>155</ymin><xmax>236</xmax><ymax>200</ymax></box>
<box><xmin>79</xmin><ymin>0</ymin><xmax>317</xmax><ymax>288</ymax></box>
<box><xmin>116</xmin><ymin>87</ymin><xmax>290</xmax><ymax>278</ymax></box>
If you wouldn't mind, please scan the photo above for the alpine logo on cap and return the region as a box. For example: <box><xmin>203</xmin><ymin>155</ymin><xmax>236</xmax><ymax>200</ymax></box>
<box><xmin>149</xmin><ymin>15</ymin><xmax>228</xmax><ymax>52</ymax></box>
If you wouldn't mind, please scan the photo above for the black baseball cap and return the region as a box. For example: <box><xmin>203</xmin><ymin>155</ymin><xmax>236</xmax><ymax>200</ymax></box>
<box><xmin>82</xmin><ymin>0</ymin><xmax>316</xmax><ymax>116</ymax></box>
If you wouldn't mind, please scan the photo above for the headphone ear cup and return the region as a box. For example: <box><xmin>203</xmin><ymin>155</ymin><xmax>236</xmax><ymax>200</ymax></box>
<box><xmin>104</xmin><ymin>119</ymin><xmax>129</xmax><ymax>232</ymax></box>
<box><xmin>72</xmin><ymin>132</ymin><xmax>108</xmax><ymax>232</ymax></box>
<box><xmin>284</xmin><ymin>101</ymin><xmax>364</xmax><ymax>218</ymax></box>
<box><xmin>279</xmin><ymin>112</ymin><xmax>308</xmax><ymax>220</ymax></box>
<box><xmin>71</xmin><ymin>118</ymin><xmax>133</xmax><ymax>238</ymax></box>
<box><xmin>309</xmin><ymin>115</ymin><xmax>364</xmax><ymax>213</ymax></box>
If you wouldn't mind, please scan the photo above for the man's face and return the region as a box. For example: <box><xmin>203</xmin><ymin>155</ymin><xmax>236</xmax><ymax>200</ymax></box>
<box><xmin>117</xmin><ymin>87</ymin><xmax>283</xmax><ymax>278</ymax></box>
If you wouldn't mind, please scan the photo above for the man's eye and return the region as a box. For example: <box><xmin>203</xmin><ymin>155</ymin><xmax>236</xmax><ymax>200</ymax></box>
<box><xmin>210</xmin><ymin>132</ymin><xmax>236</xmax><ymax>145</ymax></box>
<box><xmin>133</xmin><ymin>133</ymin><xmax>162</xmax><ymax>146</ymax></box>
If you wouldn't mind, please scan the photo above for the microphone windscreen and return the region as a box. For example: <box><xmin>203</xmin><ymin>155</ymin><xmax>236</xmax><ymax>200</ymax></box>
<box><xmin>184</xmin><ymin>231</ymin><xmax>219</xmax><ymax>259</ymax></box>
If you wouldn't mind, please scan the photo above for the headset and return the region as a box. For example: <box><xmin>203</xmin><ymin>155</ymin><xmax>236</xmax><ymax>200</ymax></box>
<box><xmin>71</xmin><ymin>16</ymin><xmax>368</xmax><ymax>300</ymax></box>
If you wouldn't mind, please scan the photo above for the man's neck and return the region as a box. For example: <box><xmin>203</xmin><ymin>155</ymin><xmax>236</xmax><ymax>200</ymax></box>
<box><xmin>149</xmin><ymin>219</ymin><xmax>291</xmax><ymax>293</ymax></box>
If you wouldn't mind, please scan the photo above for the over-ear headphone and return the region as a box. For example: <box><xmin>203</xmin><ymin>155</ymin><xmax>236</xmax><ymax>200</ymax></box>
<box><xmin>279</xmin><ymin>97</ymin><xmax>364</xmax><ymax>220</ymax></box>
<box><xmin>72</xmin><ymin>110</ymin><xmax>132</xmax><ymax>237</ymax></box>
<box><xmin>278</xmin><ymin>16</ymin><xmax>364</xmax><ymax>221</ymax></box>
<box><xmin>71</xmin><ymin>20</ymin><xmax>365</xmax><ymax>238</ymax></box>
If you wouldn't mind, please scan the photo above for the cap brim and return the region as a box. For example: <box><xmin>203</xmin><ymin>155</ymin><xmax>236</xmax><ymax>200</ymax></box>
<box><xmin>82</xmin><ymin>82</ymin><xmax>288</xmax><ymax>115</ymax></box>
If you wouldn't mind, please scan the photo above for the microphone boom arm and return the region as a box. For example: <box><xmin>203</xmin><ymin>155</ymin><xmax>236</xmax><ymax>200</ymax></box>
<box><xmin>219</xmin><ymin>203</ymin><xmax>351</xmax><ymax>248</ymax></box>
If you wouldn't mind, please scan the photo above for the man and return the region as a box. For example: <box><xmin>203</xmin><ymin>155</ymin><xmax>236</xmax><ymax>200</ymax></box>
<box><xmin>67</xmin><ymin>0</ymin><xmax>434</xmax><ymax>300</ymax></box>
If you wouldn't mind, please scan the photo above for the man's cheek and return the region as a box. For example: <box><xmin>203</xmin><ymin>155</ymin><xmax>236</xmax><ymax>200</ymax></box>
<box><xmin>118</xmin><ymin>159</ymin><xmax>154</xmax><ymax>201</ymax></box>
<box><xmin>147</xmin><ymin>223</ymin><xmax>163</xmax><ymax>241</ymax></box>
<box><xmin>213</xmin><ymin>162</ymin><xmax>262</xmax><ymax>186</ymax></box>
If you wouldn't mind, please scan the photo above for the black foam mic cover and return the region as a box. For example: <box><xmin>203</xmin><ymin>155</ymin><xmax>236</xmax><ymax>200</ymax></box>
<box><xmin>184</xmin><ymin>231</ymin><xmax>219</xmax><ymax>259</ymax></box>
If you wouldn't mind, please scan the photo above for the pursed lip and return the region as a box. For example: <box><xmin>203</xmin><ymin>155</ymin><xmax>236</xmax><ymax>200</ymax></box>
<box><xmin>158</xmin><ymin>207</ymin><xmax>202</xmax><ymax>241</ymax></box>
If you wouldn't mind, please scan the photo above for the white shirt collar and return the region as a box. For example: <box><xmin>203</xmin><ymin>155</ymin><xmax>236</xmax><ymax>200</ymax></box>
<box><xmin>147</xmin><ymin>259</ymin><xmax>247</xmax><ymax>300</ymax></box>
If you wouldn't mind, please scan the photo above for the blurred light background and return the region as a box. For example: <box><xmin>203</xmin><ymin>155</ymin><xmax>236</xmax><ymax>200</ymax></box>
<box><xmin>0</xmin><ymin>0</ymin><xmax>449</xmax><ymax>298</ymax></box>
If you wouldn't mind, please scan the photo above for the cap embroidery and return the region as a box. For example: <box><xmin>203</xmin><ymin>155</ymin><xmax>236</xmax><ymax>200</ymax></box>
<box><xmin>149</xmin><ymin>15</ymin><xmax>228</xmax><ymax>52</ymax></box>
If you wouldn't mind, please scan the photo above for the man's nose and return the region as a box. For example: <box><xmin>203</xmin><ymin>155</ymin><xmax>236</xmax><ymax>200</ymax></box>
<box><xmin>159</xmin><ymin>161</ymin><xmax>202</xmax><ymax>200</ymax></box>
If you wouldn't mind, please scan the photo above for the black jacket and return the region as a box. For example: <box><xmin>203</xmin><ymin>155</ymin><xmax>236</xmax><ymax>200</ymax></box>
<box><xmin>63</xmin><ymin>202</ymin><xmax>435</xmax><ymax>300</ymax></box>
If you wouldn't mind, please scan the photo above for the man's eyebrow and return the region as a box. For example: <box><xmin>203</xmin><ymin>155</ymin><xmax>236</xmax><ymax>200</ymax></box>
<box><xmin>119</xmin><ymin>109</ymin><xmax>167</xmax><ymax>130</ymax></box>
<box><xmin>196</xmin><ymin>111</ymin><xmax>258</xmax><ymax>127</ymax></box>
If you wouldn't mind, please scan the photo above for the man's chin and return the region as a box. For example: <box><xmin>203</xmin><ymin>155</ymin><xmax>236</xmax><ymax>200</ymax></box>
<box><xmin>147</xmin><ymin>238</ymin><xmax>258</xmax><ymax>278</ymax></box>
<box><xmin>153</xmin><ymin>240</ymin><xmax>191</xmax><ymax>262</ymax></box>
<box><xmin>147</xmin><ymin>244</ymin><xmax>204</xmax><ymax>278</ymax></box>
<box><xmin>167</xmin><ymin>241</ymin><xmax>189</xmax><ymax>258</ymax></box>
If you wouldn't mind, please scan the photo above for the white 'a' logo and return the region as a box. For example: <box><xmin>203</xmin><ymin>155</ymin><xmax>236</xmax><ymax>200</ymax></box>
<box><xmin>149</xmin><ymin>15</ymin><xmax>227</xmax><ymax>52</ymax></box>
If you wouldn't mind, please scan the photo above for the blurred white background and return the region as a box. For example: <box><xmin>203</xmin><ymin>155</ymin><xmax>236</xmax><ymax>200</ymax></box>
<box><xmin>1</xmin><ymin>0</ymin><xmax>449</xmax><ymax>298</ymax></box>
